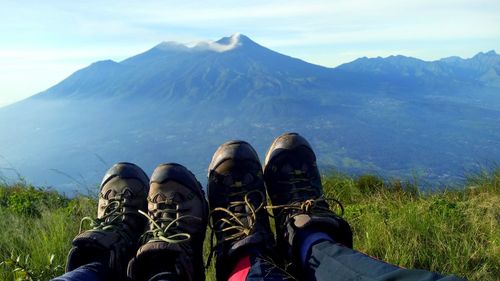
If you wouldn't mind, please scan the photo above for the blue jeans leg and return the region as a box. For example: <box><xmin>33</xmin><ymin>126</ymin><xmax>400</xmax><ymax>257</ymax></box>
<box><xmin>305</xmin><ymin>241</ymin><xmax>467</xmax><ymax>281</ymax></box>
<box><xmin>51</xmin><ymin>262</ymin><xmax>109</xmax><ymax>281</ymax></box>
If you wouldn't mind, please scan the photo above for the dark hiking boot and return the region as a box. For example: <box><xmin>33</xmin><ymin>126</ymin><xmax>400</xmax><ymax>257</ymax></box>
<box><xmin>66</xmin><ymin>162</ymin><xmax>149</xmax><ymax>279</ymax></box>
<box><xmin>264</xmin><ymin>133</ymin><xmax>353</xmax><ymax>271</ymax></box>
<box><xmin>127</xmin><ymin>163</ymin><xmax>208</xmax><ymax>281</ymax></box>
<box><xmin>207</xmin><ymin>140</ymin><xmax>275</xmax><ymax>281</ymax></box>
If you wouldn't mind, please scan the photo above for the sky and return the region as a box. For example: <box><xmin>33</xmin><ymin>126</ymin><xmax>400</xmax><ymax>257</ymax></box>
<box><xmin>0</xmin><ymin>0</ymin><xmax>499</xmax><ymax>107</ymax></box>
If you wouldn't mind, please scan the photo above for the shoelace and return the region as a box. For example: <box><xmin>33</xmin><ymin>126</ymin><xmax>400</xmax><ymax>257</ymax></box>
<box><xmin>267</xmin><ymin>170</ymin><xmax>344</xmax><ymax>217</ymax></box>
<box><xmin>138</xmin><ymin>203</ymin><xmax>200</xmax><ymax>244</ymax></box>
<box><xmin>79</xmin><ymin>196</ymin><xmax>128</xmax><ymax>233</ymax></box>
<box><xmin>205</xmin><ymin>189</ymin><xmax>266</xmax><ymax>268</ymax></box>
<box><xmin>266</xmin><ymin>195</ymin><xmax>344</xmax><ymax>217</ymax></box>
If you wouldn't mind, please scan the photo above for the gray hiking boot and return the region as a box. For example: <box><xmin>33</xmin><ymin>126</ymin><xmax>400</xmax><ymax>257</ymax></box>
<box><xmin>264</xmin><ymin>133</ymin><xmax>353</xmax><ymax>271</ymax></box>
<box><xmin>207</xmin><ymin>140</ymin><xmax>275</xmax><ymax>281</ymax></box>
<box><xmin>127</xmin><ymin>163</ymin><xmax>208</xmax><ymax>281</ymax></box>
<box><xmin>66</xmin><ymin>162</ymin><xmax>149</xmax><ymax>279</ymax></box>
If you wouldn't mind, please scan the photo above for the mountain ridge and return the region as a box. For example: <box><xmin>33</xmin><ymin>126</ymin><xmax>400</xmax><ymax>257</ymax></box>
<box><xmin>18</xmin><ymin>33</ymin><xmax>497</xmax><ymax>104</ymax></box>
<box><xmin>25</xmin><ymin>33</ymin><xmax>497</xmax><ymax>103</ymax></box>
<box><xmin>33</xmin><ymin>34</ymin><xmax>335</xmax><ymax>102</ymax></box>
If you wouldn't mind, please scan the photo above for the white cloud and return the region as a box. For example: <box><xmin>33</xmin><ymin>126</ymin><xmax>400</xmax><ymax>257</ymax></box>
<box><xmin>189</xmin><ymin>33</ymin><xmax>243</xmax><ymax>52</ymax></box>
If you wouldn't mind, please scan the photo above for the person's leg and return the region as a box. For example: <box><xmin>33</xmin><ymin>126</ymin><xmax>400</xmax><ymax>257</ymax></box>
<box><xmin>207</xmin><ymin>140</ymin><xmax>292</xmax><ymax>281</ymax></box>
<box><xmin>51</xmin><ymin>262</ymin><xmax>109</xmax><ymax>281</ymax></box>
<box><xmin>302</xmin><ymin>238</ymin><xmax>466</xmax><ymax>281</ymax></box>
<box><xmin>263</xmin><ymin>132</ymin><xmax>467</xmax><ymax>281</ymax></box>
<box><xmin>127</xmin><ymin>163</ymin><xmax>208</xmax><ymax>281</ymax></box>
<box><xmin>62</xmin><ymin>162</ymin><xmax>150</xmax><ymax>280</ymax></box>
<box><xmin>227</xmin><ymin>252</ymin><xmax>293</xmax><ymax>281</ymax></box>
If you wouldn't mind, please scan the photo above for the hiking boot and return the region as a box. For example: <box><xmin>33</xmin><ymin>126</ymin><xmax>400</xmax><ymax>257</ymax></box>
<box><xmin>127</xmin><ymin>163</ymin><xmax>208</xmax><ymax>281</ymax></box>
<box><xmin>207</xmin><ymin>140</ymin><xmax>275</xmax><ymax>281</ymax></box>
<box><xmin>264</xmin><ymin>133</ymin><xmax>353</xmax><ymax>270</ymax></box>
<box><xmin>66</xmin><ymin>162</ymin><xmax>150</xmax><ymax>279</ymax></box>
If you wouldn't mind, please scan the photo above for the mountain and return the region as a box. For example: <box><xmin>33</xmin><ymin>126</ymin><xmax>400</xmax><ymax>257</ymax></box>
<box><xmin>337</xmin><ymin>50</ymin><xmax>500</xmax><ymax>89</ymax></box>
<box><xmin>0</xmin><ymin>34</ymin><xmax>499</xmax><ymax>193</ymax></box>
<box><xmin>37</xmin><ymin>34</ymin><xmax>332</xmax><ymax>103</ymax></box>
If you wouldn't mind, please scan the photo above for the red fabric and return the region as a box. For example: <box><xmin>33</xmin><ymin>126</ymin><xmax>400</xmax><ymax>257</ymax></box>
<box><xmin>228</xmin><ymin>255</ymin><xmax>251</xmax><ymax>281</ymax></box>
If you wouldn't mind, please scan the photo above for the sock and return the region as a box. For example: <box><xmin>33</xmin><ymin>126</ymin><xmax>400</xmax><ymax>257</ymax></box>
<box><xmin>297</xmin><ymin>229</ymin><xmax>335</xmax><ymax>266</ymax></box>
<box><xmin>228</xmin><ymin>255</ymin><xmax>252</xmax><ymax>281</ymax></box>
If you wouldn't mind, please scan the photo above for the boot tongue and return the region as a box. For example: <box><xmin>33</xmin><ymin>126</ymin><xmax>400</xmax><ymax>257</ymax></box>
<box><xmin>148</xmin><ymin>194</ymin><xmax>179</xmax><ymax>231</ymax></box>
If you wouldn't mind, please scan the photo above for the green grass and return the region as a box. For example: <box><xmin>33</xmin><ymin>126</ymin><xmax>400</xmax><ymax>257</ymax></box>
<box><xmin>323</xmin><ymin>171</ymin><xmax>499</xmax><ymax>280</ymax></box>
<box><xmin>0</xmin><ymin>170</ymin><xmax>498</xmax><ymax>281</ymax></box>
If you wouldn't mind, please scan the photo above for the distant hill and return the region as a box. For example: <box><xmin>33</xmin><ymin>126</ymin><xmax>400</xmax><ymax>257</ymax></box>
<box><xmin>338</xmin><ymin>50</ymin><xmax>500</xmax><ymax>88</ymax></box>
<box><xmin>0</xmin><ymin>34</ymin><xmax>499</xmax><ymax>192</ymax></box>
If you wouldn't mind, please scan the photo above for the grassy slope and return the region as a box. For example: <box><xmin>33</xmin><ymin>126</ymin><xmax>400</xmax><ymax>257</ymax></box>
<box><xmin>0</xmin><ymin>170</ymin><xmax>498</xmax><ymax>281</ymax></box>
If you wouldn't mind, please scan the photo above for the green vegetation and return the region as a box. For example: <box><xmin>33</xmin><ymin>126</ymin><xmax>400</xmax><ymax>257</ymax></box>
<box><xmin>0</xmin><ymin>170</ymin><xmax>498</xmax><ymax>281</ymax></box>
<box><xmin>0</xmin><ymin>181</ymin><xmax>95</xmax><ymax>280</ymax></box>
<box><xmin>323</xmin><ymin>171</ymin><xmax>499</xmax><ymax>281</ymax></box>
